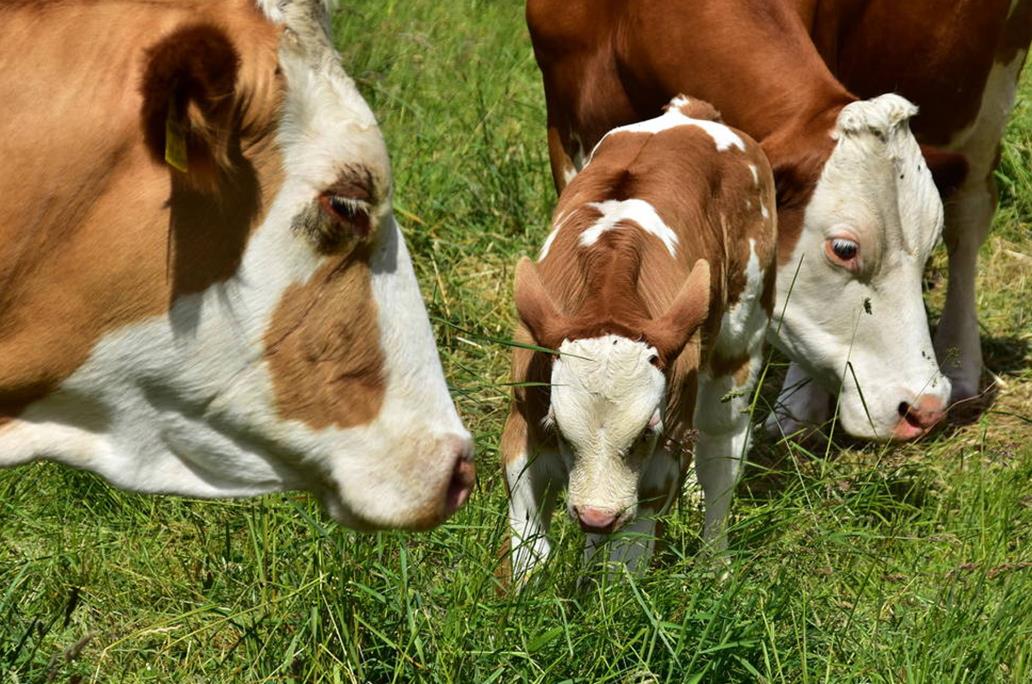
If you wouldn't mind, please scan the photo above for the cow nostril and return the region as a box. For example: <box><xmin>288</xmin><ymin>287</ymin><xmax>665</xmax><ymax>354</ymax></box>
<box><xmin>574</xmin><ymin>506</ymin><xmax>620</xmax><ymax>534</ymax></box>
<box><xmin>444</xmin><ymin>441</ymin><xmax>475</xmax><ymax>516</ymax></box>
<box><xmin>898</xmin><ymin>401</ymin><xmax>911</xmax><ymax>418</ymax></box>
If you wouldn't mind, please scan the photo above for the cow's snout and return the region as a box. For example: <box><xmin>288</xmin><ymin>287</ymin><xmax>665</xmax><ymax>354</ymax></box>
<box><xmin>443</xmin><ymin>434</ymin><xmax>476</xmax><ymax>517</ymax></box>
<box><xmin>574</xmin><ymin>506</ymin><xmax>621</xmax><ymax>534</ymax></box>
<box><xmin>894</xmin><ymin>395</ymin><xmax>947</xmax><ymax>440</ymax></box>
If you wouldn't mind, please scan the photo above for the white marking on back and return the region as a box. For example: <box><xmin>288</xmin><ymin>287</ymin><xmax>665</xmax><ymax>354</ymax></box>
<box><xmin>748</xmin><ymin>163</ymin><xmax>759</xmax><ymax>186</ymax></box>
<box><xmin>578</xmin><ymin>199</ymin><xmax>678</xmax><ymax>257</ymax></box>
<box><xmin>591</xmin><ymin>108</ymin><xmax>745</xmax><ymax>159</ymax></box>
<box><xmin>539</xmin><ymin>209</ymin><xmax>574</xmax><ymax>261</ymax></box>
<box><xmin>760</xmin><ymin>202</ymin><xmax>770</xmax><ymax>220</ymax></box>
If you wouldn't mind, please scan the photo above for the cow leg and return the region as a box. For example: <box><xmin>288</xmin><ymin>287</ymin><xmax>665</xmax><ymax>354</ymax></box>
<box><xmin>935</xmin><ymin>46</ymin><xmax>1028</xmax><ymax>403</ymax></box>
<box><xmin>503</xmin><ymin>410</ymin><xmax>562</xmax><ymax>584</ymax></box>
<box><xmin>764</xmin><ymin>361</ymin><xmax>831</xmax><ymax>436</ymax></box>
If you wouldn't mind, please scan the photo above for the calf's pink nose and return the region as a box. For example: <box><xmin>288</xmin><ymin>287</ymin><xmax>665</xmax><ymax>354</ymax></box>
<box><xmin>575</xmin><ymin>506</ymin><xmax>620</xmax><ymax>534</ymax></box>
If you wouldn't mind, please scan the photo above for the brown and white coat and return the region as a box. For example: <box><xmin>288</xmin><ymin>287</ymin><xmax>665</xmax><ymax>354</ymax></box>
<box><xmin>503</xmin><ymin>98</ymin><xmax>776</xmax><ymax>579</ymax></box>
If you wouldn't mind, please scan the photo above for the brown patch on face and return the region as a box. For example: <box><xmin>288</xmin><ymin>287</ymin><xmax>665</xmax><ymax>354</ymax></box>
<box><xmin>0</xmin><ymin>3</ymin><xmax>285</xmax><ymax>421</ymax></box>
<box><xmin>264</xmin><ymin>249</ymin><xmax>386</xmax><ymax>430</ymax></box>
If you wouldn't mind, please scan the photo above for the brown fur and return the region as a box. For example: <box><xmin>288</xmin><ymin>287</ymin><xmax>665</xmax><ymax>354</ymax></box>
<box><xmin>795</xmin><ymin>0</ymin><xmax>1030</xmax><ymax>146</ymax></box>
<box><xmin>0</xmin><ymin>1</ymin><xmax>284</xmax><ymax>419</ymax></box>
<box><xmin>263</xmin><ymin>248</ymin><xmax>386</xmax><ymax>430</ymax></box>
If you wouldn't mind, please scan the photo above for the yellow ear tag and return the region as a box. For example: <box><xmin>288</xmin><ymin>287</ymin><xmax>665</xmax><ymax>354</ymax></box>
<box><xmin>164</xmin><ymin>94</ymin><xmax>188</xmax><ymax>173</ymax></box>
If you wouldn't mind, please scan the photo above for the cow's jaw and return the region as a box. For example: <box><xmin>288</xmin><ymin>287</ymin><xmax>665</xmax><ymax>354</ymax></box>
<box><xmin>770</xmin><ymin>94</ymin><xmax>951</xmax><ymax>440</ymax></box>
<box><xmin>550</xmin><ymin>336</ymin><xmax>665</xmax><ymax>528</ymax></box>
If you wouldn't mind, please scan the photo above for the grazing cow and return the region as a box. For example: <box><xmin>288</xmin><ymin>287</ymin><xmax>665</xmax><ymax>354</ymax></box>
<box><xmin>526</xmin><ymin>0</ymin><xmax>969</xmax><ymax>440</ymax></box>
<box><xmin>503</xmin><ymin>97</ymin><xmax>777</xmax><ymax>579</ymax></box>
<box><xmin>0</xmin><ymin>0</ymin><xmax>475</xmax><ymax>531</ymax></box>
<box><xmin>793</xmin><ymin>0</ymin><xmax>1032</xmax><ymax>408</ymax></box>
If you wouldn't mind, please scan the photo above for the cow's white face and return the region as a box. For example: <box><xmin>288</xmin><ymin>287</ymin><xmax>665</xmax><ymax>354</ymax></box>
<box><xmin>0</xmin><ymin>0</ymin><xmax>473</xmax><ymax>531</ymax></box>
<box><xmin>550</xmin><ymin>336</ymin><xmax>666</xmax><ymax>531</ymax></box>
<box><xmin>772</xmin><ymin>94</ymin><xmax>950</xmax><ymax>440</ymax></box>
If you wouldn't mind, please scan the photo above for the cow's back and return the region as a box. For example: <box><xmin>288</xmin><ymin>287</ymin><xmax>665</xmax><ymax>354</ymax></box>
<box><xmin>793</xmin><ymin>0</ymin><xmax>1031</xmax><ymax>145</ymax></box>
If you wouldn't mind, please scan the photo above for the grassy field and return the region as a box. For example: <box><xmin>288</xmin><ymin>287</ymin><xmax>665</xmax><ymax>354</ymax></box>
<box><xmin>2</xmin><ymin>2</ymin><xmax>1031</xmax><ymax>681</ymax></box>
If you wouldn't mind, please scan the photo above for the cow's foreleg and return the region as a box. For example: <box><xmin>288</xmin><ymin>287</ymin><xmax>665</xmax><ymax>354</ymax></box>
<box><xmin>935</xmin><ymin>47</ymin><xmax>1027</xmax><ymax>404</ymax></box>
<box><xmin>502</xmin><ymin>410</ymin><xmax>562</xmax><ymax>584</ymax></box>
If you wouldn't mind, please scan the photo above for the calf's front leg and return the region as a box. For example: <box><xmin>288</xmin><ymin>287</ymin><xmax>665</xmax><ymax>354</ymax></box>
<box><xmin>502</xmin><ymin>410</ymin><xmax>563</xmax><ymax>584</ymax></box>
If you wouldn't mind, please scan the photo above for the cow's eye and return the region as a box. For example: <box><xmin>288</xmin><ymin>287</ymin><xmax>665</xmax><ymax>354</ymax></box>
<box><xmin>825</xmin><ymin>236</ymin><xmax>861</xmax><ymax>271</ymax></box>
<box><xmin>319</xmin><ymin>194</ymin><xmax>372</xmax><ymax>238</ymax></box>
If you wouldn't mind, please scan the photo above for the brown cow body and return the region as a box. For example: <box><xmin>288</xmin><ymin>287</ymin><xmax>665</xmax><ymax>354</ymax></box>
<box><xmin>526</xmin><ymin>0</ymin><xmax>1018</xmax><ymax>440</ymax></box>
<box><xmin>504</xmin><ymin>98</ymin><xmax>776</xmax><ymax>579</ymax></box>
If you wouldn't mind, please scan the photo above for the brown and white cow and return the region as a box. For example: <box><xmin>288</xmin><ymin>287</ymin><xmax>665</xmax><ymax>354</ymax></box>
<box><xmin>0</xmin><ymin>0</ymin><xmax>474</xmax><ymax>531</ymax></box>
<box><xmin>793</xmin><ymin>0</ymin><xmax>1032</xmax><ymax>412</ymax></box>
<box><xmin>503</xmin><ymin>97</ymin><xmax>777</xmax><ymax>579</ymax></box>
<box><xmin>526</xmin><ymin>0</ymin><xmax>971</xmax><ymax>441</ymax></box>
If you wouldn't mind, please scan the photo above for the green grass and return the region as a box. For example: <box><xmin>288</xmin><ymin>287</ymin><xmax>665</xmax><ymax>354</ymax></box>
<box><xmin>3</xmin><ymin>2</ymin><xmax>1031</xmax><ymax>681</ymax></box>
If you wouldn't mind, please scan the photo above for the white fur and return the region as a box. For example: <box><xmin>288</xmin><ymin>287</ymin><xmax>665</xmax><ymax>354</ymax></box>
<box><xmin>0</xmin><ymin>2</ymin><xmax>468</xmax><ymax>529</ymax></box>
<box><xmin>748</xmin><ymin>163</ymin><xmax>759</xmax><ymax>186</ymax></box>
<box><xmin>591</xmin><ymin>107</ymin><xmax>746</xmax><ymax>158</ymax></box>
<box><xmin>578</xmin><ymin>199</ymin><xmax>679</xmax><ymax>256</ymax></box>
<box><xmin>768</xmin><ymin>94</ymin><xmax>950</xmax><ymax>440</ymax></box>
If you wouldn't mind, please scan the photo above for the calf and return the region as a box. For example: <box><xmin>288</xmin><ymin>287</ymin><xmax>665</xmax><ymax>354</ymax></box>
<box><xmin>0</xmin><ymin>0</ymin><xmax>474</xmax><ymax>531</ymax></box>
<box><xmin>526</xmin><ymin>0</ymin><xmax>966</xmax><ymax>441</ymax></box>
<box><xmin>503</xmin><ymin>98</ymin><xmax>776</xmax><ymax>580</ymax></box>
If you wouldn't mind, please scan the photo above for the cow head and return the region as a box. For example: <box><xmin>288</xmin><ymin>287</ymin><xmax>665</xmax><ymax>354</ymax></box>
<box><xmin>514</xmin><ymin>258</ymin><xmax>710</xmax><ymax>532</ymax></box>
<box><xmin>0</xmin><ymin>0</ymin><xmax>473</xmax><ymax>530</ymax></box>
<box><xmin>772</xmin><ymin>94</ymin><xmax>958</xmax><ymax>440</ymax></box>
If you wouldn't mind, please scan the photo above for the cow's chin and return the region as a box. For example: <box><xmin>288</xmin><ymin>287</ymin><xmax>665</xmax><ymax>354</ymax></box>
<box><xmin>317</xmin><ymin>486</ymin><xmax>452</xmax><ymax>532</ymax></box>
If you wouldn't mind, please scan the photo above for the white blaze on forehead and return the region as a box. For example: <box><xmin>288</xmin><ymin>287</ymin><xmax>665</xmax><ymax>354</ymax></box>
<box><xmin>590</xmin><ymin>108</ymin><xmax>745</xmax><ymax>159</ymax></box>
<box><xmin>578</xmin><ymin>199</ymin><xmax>679</xmax><ymax>257</ymax></box>
<box><xmin>552</xmin><ymin>336</ymin><xmax>665</xmax><ymax>448</ymax></box>
<box><xmin>831</xmin><ymin>94</ymin><xmax>944</xmax><ymax>257</ymax></box>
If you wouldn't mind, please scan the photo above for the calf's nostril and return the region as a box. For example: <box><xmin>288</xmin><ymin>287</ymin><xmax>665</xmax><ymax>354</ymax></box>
<box><xmin>898</xmin><ymin>401</ymin><xmax>911</xmax><ymax>418</ymax></box>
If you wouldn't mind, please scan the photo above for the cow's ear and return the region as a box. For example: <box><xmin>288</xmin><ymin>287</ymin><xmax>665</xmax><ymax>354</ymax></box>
<box><xmin>513</xmin><ymin>257</ymin><xmax>566</xmax><ymax>353</ymax></box>
<box><xmin>140</xmin><ymin>23</ymin><xmax>241</xmax><ymax>190</ymax></box>
<box><xmin>645</xmin><ymin>259</ymin><xmax>711</xmax><ymax>365</ymax></box>
<box><xmin>920</xmin><ymin>145</ymin><xmax>968</xmax><ymax>199</ymax></box>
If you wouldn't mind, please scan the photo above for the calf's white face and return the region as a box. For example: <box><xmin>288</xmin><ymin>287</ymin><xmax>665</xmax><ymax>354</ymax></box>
<box><xmin>551</xmin><ymin>336</ymin><xmax>666</xmax><ymax>528</ymax></box>
<box><xmin>772</xmin><ymin>94</ymin><xmax>951</xmax><ymax>440</ymax></box>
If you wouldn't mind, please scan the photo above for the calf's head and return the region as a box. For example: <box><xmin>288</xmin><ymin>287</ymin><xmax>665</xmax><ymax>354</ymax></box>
<box><xmin>514</xmin><ymin>258</ymin><xmax>710</xmax><ymax>532</ymax></box>
<box><xmin>773</xmin><ymin>94</ymin><xmax>961</xmax><ymax>440</ymax></box>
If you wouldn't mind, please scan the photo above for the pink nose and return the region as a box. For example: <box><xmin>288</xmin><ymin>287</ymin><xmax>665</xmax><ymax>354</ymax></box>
<box><xmin>443</xmin><ymin>436</ymin><xmax>476</xmax><ymax>517</ymax></box>
<box><xmin>575</xmin><ymin>506</ymin><xmax>620</xmax><ymax>534</ymax></box>
<box><xmin>894</xmin><ymin>395</ymin><xmax>947</xmax><ymax>439</ymax></box>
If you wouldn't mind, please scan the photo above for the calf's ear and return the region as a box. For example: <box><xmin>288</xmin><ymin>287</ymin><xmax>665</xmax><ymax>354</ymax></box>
<box><xmin>514</xmin><ymin>257</ymin><xmax>566</xmax><ymax>353</ymax></box>
<box><xmin>645</xmin><ymin>259</ymin><xmax>711</xmax><ymax>365</ymax></box>
<box><xmin>920</xmin><ymin>145</ymin><xmax>968</xmax><ymax>199</ymax></box>
<box><xmin>140</xmin><ymin>23</ymin><xmax>241</xmax><ymax>190</ymax></box>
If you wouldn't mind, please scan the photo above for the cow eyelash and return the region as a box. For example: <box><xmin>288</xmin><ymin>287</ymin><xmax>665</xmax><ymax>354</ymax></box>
<box><xmin>319</xmin><ymin>194</ymin><xmax>372</xmax><ymax>238</ymax></box>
